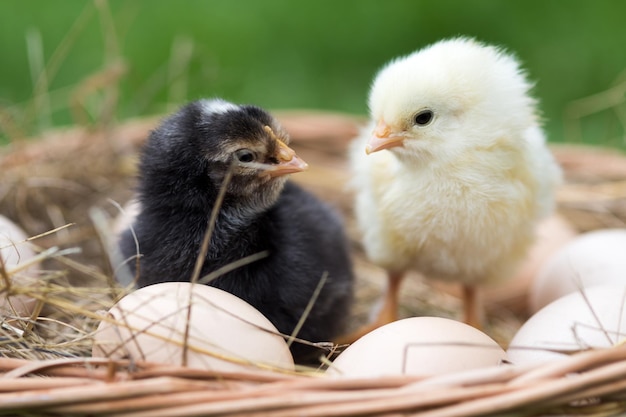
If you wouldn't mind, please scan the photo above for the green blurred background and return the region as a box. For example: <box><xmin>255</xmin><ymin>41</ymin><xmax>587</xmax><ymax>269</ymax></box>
<box><xmin>0</xmin><ymin>0</ymin><xmax>624</xmax><ymax>146</ymax></box>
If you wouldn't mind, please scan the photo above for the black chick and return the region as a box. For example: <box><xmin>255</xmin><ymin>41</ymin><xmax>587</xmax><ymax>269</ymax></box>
<box><xmin>118</xmin><ymin>99</ymin><xmax>354</xmax><ymax>364</ymax></box>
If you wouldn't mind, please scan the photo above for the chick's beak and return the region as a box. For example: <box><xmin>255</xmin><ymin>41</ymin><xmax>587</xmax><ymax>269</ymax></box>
<box><xmin>365</xmin><ymin>121</ymin><xmax>406</xmax><ymax>154</ymax></box>
<box><xmin>263</xmin><ymin>139</ymin><xmax>309</xmax><ymax>177</ymax></box>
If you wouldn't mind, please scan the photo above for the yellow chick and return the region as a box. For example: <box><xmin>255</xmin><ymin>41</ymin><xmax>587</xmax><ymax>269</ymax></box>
<box><xmin>347</xmin><ymin>37</ymin><xmax>561</xmax><ymax>336</ymax></box>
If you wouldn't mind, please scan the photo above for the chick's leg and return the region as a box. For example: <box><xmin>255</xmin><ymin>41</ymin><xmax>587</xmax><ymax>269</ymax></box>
<box><xmin>376</xmin><ymin>271</ymin><xmax>404</xmax><ymax>324</ymax></box>
<box><xmin>335</xmin><ymin>271</ymin><xmax>404</xmax><ymax>344</ymax></box>
<box><xmin>462</xmin><ymin>284</ymin><xmax>484</xmax><ymax>329</ymax></box>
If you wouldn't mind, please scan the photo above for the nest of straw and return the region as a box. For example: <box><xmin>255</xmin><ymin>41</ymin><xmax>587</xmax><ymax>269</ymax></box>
<box><xmin>1</xmin><ymin>112</ymin><xmax>626</xmax><ymax>416</ymax></box>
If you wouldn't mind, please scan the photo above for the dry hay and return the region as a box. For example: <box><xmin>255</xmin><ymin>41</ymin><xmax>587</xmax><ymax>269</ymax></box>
<box><xmin>1</xmin><ymin>112</ymin><xmax>626</xmax><ymax>416</ymax></box>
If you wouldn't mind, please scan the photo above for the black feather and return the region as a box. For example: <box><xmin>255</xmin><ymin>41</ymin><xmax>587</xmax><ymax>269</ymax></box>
<box><xmin>118</xmin><ymin>99</ymin><xmax>354</xmax><ymax>364</ymax></box>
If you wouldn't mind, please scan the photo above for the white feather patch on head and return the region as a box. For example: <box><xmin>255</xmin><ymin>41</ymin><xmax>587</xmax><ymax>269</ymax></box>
<box><xmin>200</xmin><ymin>98</ymin><xmax>240</xmax><ymax>116</ymax></box>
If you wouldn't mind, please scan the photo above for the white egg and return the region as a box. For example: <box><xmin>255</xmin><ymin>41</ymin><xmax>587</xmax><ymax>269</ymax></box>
<box><xmin>328</xmin><ymin>317</ymin><xmax>507</xmax><ymax>378</ymax></box>
<box><xmin>530</xmin><ymin>229</ymin><xmax>626</xmax><ymax>312</ymax></box>
<box><xmin>0</xmin><ymin>215</ymin><xmax>39</xmax><ymax>318</ymax></box>
<box><xmin>92</xmin><ymin>282</ymin><xmax>295</xmax><ymax>372</ymax></box>
<box><xmin>508</xmin><ymin>284</ymin><xmax>626</xmax><ymax>365</ymax></box>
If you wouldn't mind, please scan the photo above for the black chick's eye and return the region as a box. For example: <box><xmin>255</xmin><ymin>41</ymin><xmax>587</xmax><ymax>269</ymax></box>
<box><xmin>414</xmin><ymin>110</ymin><xmax>434</xmax><ymax>126</ymax></box>
<box><xmin>234</xmin><ymin>149</ymin><xmax>256</xmax><ymax>163</ymax></box>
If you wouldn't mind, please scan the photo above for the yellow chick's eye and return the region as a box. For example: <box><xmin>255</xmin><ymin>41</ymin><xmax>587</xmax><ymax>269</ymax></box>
<box><xmin>414</xmin><ymin>109</ymin><xmax>434</xmax><ymax>126</ymax></box>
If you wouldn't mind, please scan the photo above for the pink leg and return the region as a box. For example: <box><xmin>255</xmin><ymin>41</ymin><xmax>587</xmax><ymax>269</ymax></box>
<box><xmin>376</xmin><ymin>271</ymin><xmax>403</xmax><ymax>325</ymax></box>
<box><xmin>336</xmin><ymin>271</ymin><xmax>404</xmax><ymax>344</ymax></box>
<box><xmin>462</xmin><ymin>284</ymin><xmax>483</xmax><ymax>329</ymax></box>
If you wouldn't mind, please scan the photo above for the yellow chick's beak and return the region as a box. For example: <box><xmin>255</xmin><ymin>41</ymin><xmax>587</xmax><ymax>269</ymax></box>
<box><xmin>365</xmin><ymin>121</ymin><xmax>406</xmax><ymax>154</ymax></box>
<box><xmin>263</xmin><ymin>139</ymin><xmax>309</xmax><ymax>178</ymax></box>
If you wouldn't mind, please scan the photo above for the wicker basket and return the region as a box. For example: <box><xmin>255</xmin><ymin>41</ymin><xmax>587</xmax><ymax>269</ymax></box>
<box><xmin>1</xmin><ymin>112</ymin><xmax>626</xmax><ymax>416</ymax></box>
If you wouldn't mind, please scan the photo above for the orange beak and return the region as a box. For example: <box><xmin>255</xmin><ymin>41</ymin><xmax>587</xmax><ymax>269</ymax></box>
<box><xmin>263</xmin><ymin>139</ymin><xmax>309</xmax><ymax>177</ymax></box>
<box><xmin>365</xmin><ymin>121</ymin><xmax>406</xmax><ymax>154</ymax></box>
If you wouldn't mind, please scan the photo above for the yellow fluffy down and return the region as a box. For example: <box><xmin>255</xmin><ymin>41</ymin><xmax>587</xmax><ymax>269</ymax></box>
<box><xmin>350</xmin><ymin>37</ymin><xmax>562</xmax><ymax>286</ymax></box>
